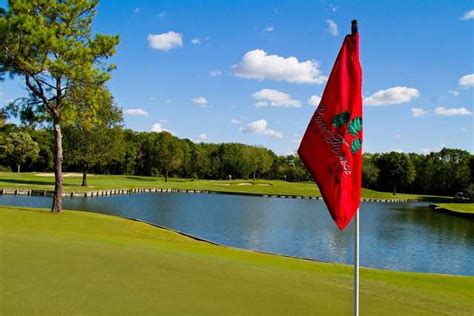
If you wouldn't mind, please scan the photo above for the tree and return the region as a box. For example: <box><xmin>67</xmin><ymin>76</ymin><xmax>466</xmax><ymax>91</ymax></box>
<box><xmin>432</xmin><ymin>148</ymin><xmax>471</xmax><ymax>194</ymax></box>
<box><xmin>247</xmin><ymin>146</ymin><xmax>274</xmax><ymax>181</ymax></box>
<box><xmin>29</xmin><ymin>129</ymin><xmax>54</xmax><ymax>172</ymax></box>
<box><xmin>191</xmin><ymin>145</ymin><xmax>212</xmax><ymax>179</ymax></box>
<box><xmin>63</xmin><ymin>85</ymin><xmax>123</xmax><ymax>186</ymax></box>
<box><xmin>362</xmin><ymin>153</ymin><xmax>379</xmax><ymax>189</ymax></box>
<box><xmin>0</xmin><ymin>110</ymin><xmax>5</xmax><ymax>145</ymax></box>
<box><xmin>375</xmin><ymin>152</ymin><xmax>416</xmax><ymax>195</ymax></box>
<box><xmin>4</xmin><ymin>132</ymin><xmax>39</xmax><ymax>173</ymax></box>
<box><xmin>115</xmin><ymin>129</ymin><xmax>140</xmax><ymax>175</ymax></box>
<box><xmin>0</xmin><ymin>0</ymin><xmax>119</xmax><ymax>212</ymax></box>
<box><xmin>152</xmin><ymin>132</ymin><xmax>184</xmax><ymax>182</ymax></box>
<box><xmin>0</xmin><ymin>110</ymin><xmax>5</xmax><ymax>129</ymax></box>
<box><xmin>219</xmin><ymin>143</ymin><xmax>253</xmax><ymax>179</ymax></box>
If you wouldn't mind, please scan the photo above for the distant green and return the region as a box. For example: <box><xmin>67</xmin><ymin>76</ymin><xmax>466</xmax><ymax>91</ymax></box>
<box><xmin>0</xmin><ymin>206</ymin><xmax>472</xmax><ymax>315</ymax></box>
<box><xmin>435</xmin><ymin>203</ymin><xmax>474</xmax><ymax>215</ymax></box>
<box><xmin>0</xmin><ymin>172</ymin><xmax>449</xmax><ymax>201</ymax></box>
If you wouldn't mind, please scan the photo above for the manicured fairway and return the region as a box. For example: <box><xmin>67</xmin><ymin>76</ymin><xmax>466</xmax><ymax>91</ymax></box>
<box><xmin>435</xmin><ymin>203</ymin><xmax>474</xmax><ymax>215</ymax></box>
<box><xmin>0</xmin><ymin>206</ymin><xmax>472</xmax><ymax>315</ymax></box>
<box><xmin>0</xmin><ymin>172</ymin><xmax>448</xmax><ymax>201</ymax></box>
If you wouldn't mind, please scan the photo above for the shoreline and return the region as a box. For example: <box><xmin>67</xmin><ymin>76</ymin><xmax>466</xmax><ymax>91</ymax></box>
<box><xmin>0</xmin><ymin>187</ymin><xmax>418</xmax><ymax>203</ymax></box>
<box><xmin>430</xmin><ymin>203</ymin><xmax>474</xmax><ymax>218</ymax></box>
<box><xmin>4</xmin><ymin>205</ymin><xmax>472</xmax><ymax>278</ymax></box>
<box><xmin>125</xmin><ymin>215</ymin><xmax>470</xmax><ymax>277</ymax></box>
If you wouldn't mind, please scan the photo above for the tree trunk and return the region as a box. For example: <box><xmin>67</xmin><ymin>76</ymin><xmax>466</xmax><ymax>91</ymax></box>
<box><xmin>253</xmin><ymin>171</ymin><xmax>256</xmax><ymax>181</ymax></box>
<box><xmin>393</xmin><ymin>184</ymin><xmax>396</xmax><ymax>196</ymax></box>
<box><xmin>51</xmin><ymin>120</ymin><xmax>63</xmax><ymax>212</ymax></box>
<box><xmin>17</xmin><ymin>164</ymin><xmax>20</xmax><ymax>174</ymax></box>
<box><xmin>82</xmin><ymin>164</ymin><xmax>88</xmax><ymax>187</ymax></box>
<box><xmin>165</xmin><ymin>168</ymin><xmax>169</xmax><ymax>182</ymax></box>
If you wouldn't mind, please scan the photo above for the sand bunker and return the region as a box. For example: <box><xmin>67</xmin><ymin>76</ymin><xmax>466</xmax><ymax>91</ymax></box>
<box><xmin>36</xmin><ymin>172</ymin><xmax>94</xmax><ymax>177</ymax></box>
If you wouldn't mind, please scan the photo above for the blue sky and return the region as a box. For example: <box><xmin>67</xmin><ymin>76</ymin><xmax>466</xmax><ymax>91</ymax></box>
<box><xmin>1</xmin><ymin>0</ymin><xmax>473</xmax><ymax>155</ymax></box>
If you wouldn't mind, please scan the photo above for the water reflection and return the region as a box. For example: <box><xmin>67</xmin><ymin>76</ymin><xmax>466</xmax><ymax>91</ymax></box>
<box><xmin>0</xmin><ymin>193</ymin><xmax>472</xmax><ymax>275</ymax></box>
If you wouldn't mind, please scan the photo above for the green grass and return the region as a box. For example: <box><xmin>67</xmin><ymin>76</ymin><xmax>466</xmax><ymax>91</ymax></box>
<box><xmin>0</xmin><ymin>206</ymin><xmax>472</xmax><ymax>315</ymax></box>
<box><xmin>435</xmin><ymin>203</ymin><xmax>474</xmax><ymax>215</ymax></box>
<box><xmin>0</xmin><ymin>172</ymin><xmax>449</xmax><ymax>201</ymax></box>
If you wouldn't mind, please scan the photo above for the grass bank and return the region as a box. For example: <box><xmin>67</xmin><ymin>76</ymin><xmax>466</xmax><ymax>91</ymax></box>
<box><xmin>0</xmin><ymin>206</ymin><xmax>472</xmax><ymax>315</ymax></box>
<box><xmin>0</xmin><ymin>172</ymin><xmax>449</xmax><ymax>201</ymax></box>
<box><xmin>433</xmin><ymin>203</ymin><xmax>474</xmax><ymax>215</ymax></box>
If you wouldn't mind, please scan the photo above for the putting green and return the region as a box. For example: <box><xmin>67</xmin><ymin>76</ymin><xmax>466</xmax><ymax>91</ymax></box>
<box><xmin>0</xmin><ymin>206</ymin><xmax>472</xmax><ymax>315</ymax></box>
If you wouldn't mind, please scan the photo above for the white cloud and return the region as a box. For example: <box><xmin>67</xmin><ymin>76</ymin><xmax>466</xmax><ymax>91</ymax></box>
<box><xmin>393</xmin><ymin>148</ymin><xmax>404</xmax><ymax>153</ymax></box>
<box><xmin>459</xmin><ymin>74</ymin><xmax>474</xmax><ymax>88</ymax></box>
<box><xmin>192</xmin><ymin>96</ymin><xmax>208</xmax><ymax>106</ymax></box>
<box><xmin>233</xmin><ymin>49</ymin><xmax>327</xmax><ymax>84</ymax></box>
<box><xmin>264</xmin><ymin>26</ymin><xmax>274</xmax><ymax>32</ymax></box>
<box><xmin>434</xmin><ymin>107</ymin><xmax>472</xmax><ymax>116</ymax></box>
<box><xmin>197</xmin><ymin>133</ymin><xmax>208</xmax><ymax>141</ymax></box>
<box><xmin>393</xmin><ymin>134</ymin><xmax>401</xmax><ymax>139</ymax></box>
<box><xmin>124</xmin><ymin>108</ymin><xmax>148</xmax><ymax>116</ymax></box>
<box><xmin>147</xmin><ymin>31</ymin><xmax>183</xmax><ymax>51</ymax></box>
<box><xmin>209</xmin><ymin>70</ymin><xmax>222</xmax><ymax>77</ymax></box>
<box><xmin>448</xmin><ymin>90</ymin><xmax>459</xmax><ymax>96</ymax></box>
<box><xmin>460</xmin><ymin>9</ymin><xmax>474</xmax><ymax>20</ymax></box>
<box><xmin>158</xmin><ymin>11</ymin><xmax>167</xmax><ymax>18</ymax></box>
<box><xmin>308</xmin><ymin>95</ymin><xmax>322</xmax><ymax>107</ymax></box>
<box><xmin>364</xmin><ymin>86</ymin><xmax>419</xmax><ymax>106</ymax></box>
<box><xmin>329</xmin><ymin>4</ymin><xmax>339</xmax><ymax>12</ymax></box>
<box><xmin>284</xmin><ymin>149</ymin><xmax>298</xmax><ymax>156</ymax></box>
<box><xmin>411</xmin><ymin>108</ymin><xmax>429</xmax><ymax>117</ymax></box>
<box><xmin>240</xmin><ymin>119</ymin><xmax>283</xmax><ymax>138</ymax></box>
<box><xmin>151</xmin><ymin>122</ymin><xmax>173</xmax><ymax>134</ymax></box>
<box><xmin>191</xmin><ymin>38</ymin><xmax>200</xmax><ymax>45</ymax></box>
<box><xmin>151</xmin><ymin>123</ymin><xmax>164</xmax><ymax>132</ymax></box>
<box><xmin>134</xmin><ymin>8</ymin><xmax>141</xmax><ymax>13</ymax></box>
<box><xmin>326</xmin><ymin>19</ymin><xmax>339</xmax><ymax>36</ymax></box>
<box><xmin>252</xmin><ymin>89</ymin><xmax>301</xmax><ymax>108</ymax></box>
<box><xmin>420</xmin><ymin>144</ymin><xmax>445</xmax><ymax>155</ymax></box>
<box><xmin>231</xmin><ymin>119</ymin><xmax>241</xmax><ymax>124</ymax></box>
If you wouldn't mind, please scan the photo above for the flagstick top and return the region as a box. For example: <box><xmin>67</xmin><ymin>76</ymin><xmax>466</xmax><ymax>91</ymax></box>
<box><xmin>351</xmin><ymin>19</ymin><xmax>360</xmax><ymax>316</ymax></box>
<box><xmin>351</xmin><ymin>20</ymin><xmax>358</xmax><ymax>35</ymax></box>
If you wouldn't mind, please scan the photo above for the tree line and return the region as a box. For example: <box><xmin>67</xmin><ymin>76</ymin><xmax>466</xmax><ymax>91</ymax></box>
<box><xmin>1</xmin><ymin>115</ymin><xmax>473</xmax><ymax>197</ymax></box>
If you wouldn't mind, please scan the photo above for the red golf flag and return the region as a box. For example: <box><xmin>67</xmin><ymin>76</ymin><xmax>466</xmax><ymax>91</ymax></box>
<box><xmin>298</xmin><ymin>28</ymin><xmax>362</xmax><ymax>231</ymax></box>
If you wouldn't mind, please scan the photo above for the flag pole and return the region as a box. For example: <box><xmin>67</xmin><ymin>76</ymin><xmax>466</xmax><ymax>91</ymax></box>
<box><xmin>354</xmin><ymin>209</ymin><xmax>359</xmax><ymax>316</ymax></box>
<box><xmin>351</xmin><ymin>19</ymin><xmax>360</xmax><ymax>316</ymax></box>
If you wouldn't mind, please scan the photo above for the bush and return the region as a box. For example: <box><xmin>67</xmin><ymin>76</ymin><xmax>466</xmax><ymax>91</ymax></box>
<box><xmin>0</xmin><ymin>165</ymin><xmax>11</xmax><ymax>172</ymax></box>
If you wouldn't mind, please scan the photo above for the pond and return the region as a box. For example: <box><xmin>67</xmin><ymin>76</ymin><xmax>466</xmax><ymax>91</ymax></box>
<box><xmin>0</xmin><ymin>193</ymin><xmax>473</xmax><ymax>276</ymax></box>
